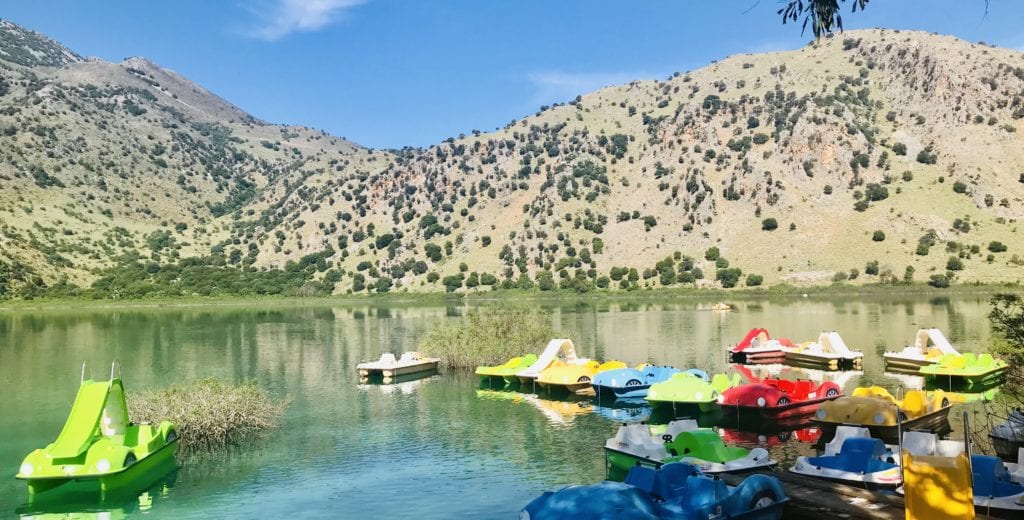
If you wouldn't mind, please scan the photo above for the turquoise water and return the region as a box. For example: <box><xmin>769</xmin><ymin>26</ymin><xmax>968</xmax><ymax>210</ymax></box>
<box><xmin>0</xmin><ymin>295</ymin><xmax>1010</xmax><ymax>518</ymax></box>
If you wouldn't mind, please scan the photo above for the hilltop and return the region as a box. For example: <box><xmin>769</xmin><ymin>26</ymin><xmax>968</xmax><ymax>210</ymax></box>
<box><xmin>0</xmin><ymin>22</ymin><xmax>1022</xmax><ymax>298</ymax></box>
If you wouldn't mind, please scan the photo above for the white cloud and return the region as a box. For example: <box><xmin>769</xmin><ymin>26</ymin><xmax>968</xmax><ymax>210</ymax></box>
<box><xmin>247</xmin><ymin>0</ymin><xmax>365</xmax><ymax>41</ymax></box>
<box><xmin>527</xmin><ymin>70</ymin><xmax>665</xmax><ymax>104</ymax></box>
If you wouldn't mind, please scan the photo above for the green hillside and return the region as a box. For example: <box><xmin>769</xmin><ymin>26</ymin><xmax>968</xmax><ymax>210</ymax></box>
<box><xmin>0</xmin><ymin>22</ymin><xmax>1021</xmax><ymax>298</ymax></box>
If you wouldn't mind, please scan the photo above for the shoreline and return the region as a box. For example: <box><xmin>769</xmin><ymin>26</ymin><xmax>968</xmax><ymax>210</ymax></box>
<box><xmin>0</xmin><ymin>282</ymin><xmax>1017</xmax><ymax>312</ymax></box>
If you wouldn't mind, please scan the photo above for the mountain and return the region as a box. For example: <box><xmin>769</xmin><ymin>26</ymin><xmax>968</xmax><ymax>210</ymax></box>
<box><xmin>0</xmin><ymin>22</ymin><xmax>1022</xmax><ymax>298</ymax></box>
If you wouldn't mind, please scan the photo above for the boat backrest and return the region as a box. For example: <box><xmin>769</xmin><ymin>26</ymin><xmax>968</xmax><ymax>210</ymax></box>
<box><xmin>902</xmin><ymin>431</ymin><xmax>936</xmax><ymax>456</ymax></box>
<box><xmin>379</xmin><ymin>352</ymin><xmax>397</xmax><ymax>365</ymax></box>
<box><xmin>977</xmin><ymin>353</ymin><xmax>996</xmax><ymax>368</ymax></box>
<box><xmin>972</xmin><ymin>455</ymin><xmax>1015</xmax><ymax>497</ymax></box>
<box><xmin>651</xmin><ymin>463</ymin><xmax>701</xmax><ymax>501</ymax></box>
<box><xmin>685</xmin><ymin>368</ymin><xmax>710</xmax><ymax>382</ymax></box>
<box><xmin>934</xmin><ymin>439</ymin><xmax>966</xmax><ymax>457</ymax></box>
<box><xmin>663</xmin><ymin>419</ymin><xmax>699</xmax><ymax>440</ymax></box>
<box><xmin>838</xmin><ymin>438</ymin><xmax>887</xmax><ymax>471</ymax></box>
<box><xmin>399</xmin><ymin>351</ymin><xmax>422</xmax><ymax>362</ymax></box>
<box><xmin>1019</xmin><ymin>447</ymin><xmax>1024</xmax><ymax>466</ymax></box>
<box><xmin>624</xmin><ymin>465</ymin><xmax>659</xmax><ymax>494</ymax></box>
<box><xmin>824</xmin><ymin>426</ymin><xmax>870</xmax><ymax>456</ymax></box>
<box><xmin>684</xmin><ymin>475</ymin><xmax>728</xmax><ymax>508</ymax></box>
<box><xmin>902</xmin><ymin>391</ymin><xmax>927</xmax><ymax>418</ymax></box>
<box><xmin>100</xmin><ymin>380</ymin><xmax>128</xmax><ymax>436</ymax></box>
<box><xmin>962</xmin><ymin>352</ymin><xmax>978</xmax><ymax>366</ymax></box>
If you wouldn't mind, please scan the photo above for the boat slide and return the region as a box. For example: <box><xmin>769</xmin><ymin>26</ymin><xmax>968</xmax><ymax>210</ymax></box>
<box><xmin>515</xmin><ymin>338</ymin><xmax>587</xmax><ymax>384</ymax></box>
<box><xmin>783</xmin><ymin>331</ymin><xmax>863</xmax><ymax>369</ymax></box>
<box><xmin>884</xmin><ymin>328</ymin><xmax>961</xmax><ymax>371</ymax></box>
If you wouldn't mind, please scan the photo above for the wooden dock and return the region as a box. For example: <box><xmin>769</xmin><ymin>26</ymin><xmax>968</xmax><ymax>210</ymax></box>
<box><xmin>717</xmin><ymin>470</ymin><xmax>996</xmax><ymax>520</ymax></box>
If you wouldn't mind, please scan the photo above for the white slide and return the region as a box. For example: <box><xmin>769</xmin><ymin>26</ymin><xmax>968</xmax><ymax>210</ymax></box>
<box><xmin>923</xmin><ymin>328</ymin><xmax>960</xmax><ymax>355</ymax></box>
<box><xmin>822</xmin><ymin>332</ymin><xmax>863</xmax><ymax>361</ymax></box>
<box><xmin>516</xmin><ymin>338</ymin><xmax>585</xmax><ymax>380</ymax></box>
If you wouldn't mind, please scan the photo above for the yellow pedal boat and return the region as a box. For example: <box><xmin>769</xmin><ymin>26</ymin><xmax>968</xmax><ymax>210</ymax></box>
<box><xmin>536</xmin><ymin>360</ymin><xmax>627</xmax><ymax>393</ymax></box>
<box><xmin>811</xmin><ymin>386</ymin><xmax>951</xmax><ymax>443</ymax></box>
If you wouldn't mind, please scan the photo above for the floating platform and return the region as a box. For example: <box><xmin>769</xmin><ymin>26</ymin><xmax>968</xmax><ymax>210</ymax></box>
<box><xmin>356</xmin><ymin>352</ymin><xmax>439</xmax><ymax>378</ymax></box>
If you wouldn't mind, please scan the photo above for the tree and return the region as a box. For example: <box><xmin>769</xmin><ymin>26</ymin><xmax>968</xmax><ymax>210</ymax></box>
<box><xmin>928</xmin><ymin>273</ymin><xmax>950</xmax><ymax>288</ymax></box>
<box><xmin>716</xmin><ymin>268</ymin><xmax>743</xmax><ymax>288</ymax></box>
<box><xmin>778</xmin><ymin>0</ymin><xmax>869</xmax><ymax>39</ymax></box>
<box><xmin>989</xmin><ymin>241</ymin><xmax>1008</xmax><ymax>253</ymax></box>
<box><xmin>746</xmin><ymin>274</ymin><xmax>764</xmax><ymax>287</ymax></box>
<box><xmin>872</xmin><ymin>230</ymin><xmax>885</xmax><ymax>242</ymax></box>
<box><xmin>705</xmin><ymin>247</ymin><xmax>720</xmax><ymax>261</ymax></box>
<box><xmin>442</xmin><ymin>273</ymin><xmax>464</xmax><ymax>292</ymax></box>
<box><xmin>946</xmin><ymin>256</ymin><xmax>964</xmax><ymax>271</ymax></box>
<box><xmin>892</xmin><ymin>142</ymin><xmax>907</xmax><ymax>156</ymax></box>
<box><xmin>761</xmin><ymin>218</ymin><xmax>778</xmax><ymax>231</ymax></box>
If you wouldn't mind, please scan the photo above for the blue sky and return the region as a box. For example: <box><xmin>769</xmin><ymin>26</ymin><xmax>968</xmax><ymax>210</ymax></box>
<box><xmin>6</xmin><ymin>1</ymin><xmax>1023</xmax><ymax>149</ymax></box>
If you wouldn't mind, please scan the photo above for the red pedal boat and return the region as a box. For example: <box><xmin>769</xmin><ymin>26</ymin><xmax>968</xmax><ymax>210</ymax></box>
<box><xmin>727</xmin><ymin>328</ymin><xmax>793</xmax><ymax>364</ymax></box>
<box><xmin>719</xmin><ymin>377</ymin><xmax>842</xmax><ymax>420</ymax></box>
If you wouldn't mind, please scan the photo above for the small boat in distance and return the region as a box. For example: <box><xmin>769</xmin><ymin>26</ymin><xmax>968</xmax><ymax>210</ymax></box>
<box><xmin>357</xmin><ymin>351</ymin><xmax>440</xmax><ymax>378</ymax></box>
<box><xmin>711</xmin><ymin>302</ymin><xmax>732</xmax><ymax>311</ymax></box>
<box><xmin>883</xmin><ymin>328</ymin><xmax>960</xmax><ymax>372</ymax></box>
<box><xmin>592</xmin><ymin>365</ymin><xmax>693</xmax><ymax>399</ymax></box>
<box><xmin>536</xmin><ymin>360</ymin><xmax>627</xmax><ymax>393</ymax></box>
<box><xmin>719</xmin><ymin>376</ymin><xmax>842</xmax><ymax>420</ymax></box>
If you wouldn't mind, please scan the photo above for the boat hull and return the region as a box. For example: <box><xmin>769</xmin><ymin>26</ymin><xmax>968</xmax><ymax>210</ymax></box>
<box><xmin>20</xmin><ymin>438</ymin><xmax>178</xmax><ymax>497</ymax></box>
<box><xmin>722</xmin><ymin>396</ymin><xmax>836</xmax><ymax>421</ymax></box>
<box><xmin>593</xmin><ymin>384</ymin><xmax>651</xmax><ymax>399</ymax></box>
<box><xmin>728</xmin><ymin>350</ymin><xmax>786</xmax><ymax>364</ymax></box>
<box><xmin>882</xmin><ymin>356</ymin><xmax>934</xmax><ymax>372</ymax></box>
<box><xmin>783</xmin><ymin>351</ymin><xmax>862</xmax><ymax>370</ymax></box>
<box><xmin>811</xmin><ymin>407</ymin><xmax>952</xmax><ymax>444</ymax></box>
<box><xmin>359</xmin><ymin>360</ymin><xmax>439</xmax><ymax>378</ymax></box>
<box><xmin>923</xmin><ymin>366</ymin><xmax>1008</xmax><ymax>386</ymax></box>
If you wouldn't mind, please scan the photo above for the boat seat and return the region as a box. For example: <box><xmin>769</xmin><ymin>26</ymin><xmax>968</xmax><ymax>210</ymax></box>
<box><xmin>624</xmin><ymin>465</ymin><xmax>659</xmax><ymax>494</ymax></box>
<box><xmin>824</xmin><ymin>426</ymin><xmax>870</xmax><ymax>456</ymax></box>
<box><xmin>649</xmin><ymin>462</ymin><xmax>701</xmax><ymax>501</ymax></box>
<box><xmin>902</xmin><ymin>391</ymin><xmax>927</xmax><ymax>418</ymax></box>
<box><xmin>978</xmin><ymin>353</ymin><xmax>996</xmax><ymax>368</ymax></box>
<box><xmin>972</xmin><ymin>455</ymin><xmax>1024</xmax><ymax>498</ymax></box>
<box><xmin>378</xmin><ymin>352</ymin><xmax>397</xmax><ymax>365</ymax></box>
<box><xmin>662</xmin><ymin>419</ymin><xmax>699</xmax><ymax>441</ymax></box>
<box><xmin>682</xmin><ymin>475</ymin><xmax>728</xmax><ymax>510</ymax></box>
<box><xmin>810</xmin><ymin>438</ymin><xmax>896</xmax><ymax>474</ymax></box>
<box><xmin>399</xmin><ymin>352</ymin><xmax>424</xmax><ymax>362</ymax></box>
<box><xmin>902</xmin><ymin>432</ymin><xmax>937</xmax><ymax>456</ymax></box>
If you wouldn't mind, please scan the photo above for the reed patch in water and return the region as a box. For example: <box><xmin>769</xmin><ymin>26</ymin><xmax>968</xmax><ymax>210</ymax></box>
<box><xmin>419</xmin><ymin>305</ymin><xmax>560</xmax><ymax>369</ymax></box>
<box><xmin>128</xmin><ymin>378</ymin><xmax>289</xmax><ymax>452</ymax></box>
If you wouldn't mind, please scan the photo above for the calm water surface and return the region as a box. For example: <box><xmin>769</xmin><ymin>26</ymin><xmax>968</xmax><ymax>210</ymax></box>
<box><xmin>0</xmin><ymin>294</ymin><xmax>1012</xmax><ymax>518</ymax></box>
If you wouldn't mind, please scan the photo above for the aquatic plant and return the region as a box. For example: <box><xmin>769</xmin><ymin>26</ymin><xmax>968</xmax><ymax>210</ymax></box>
<box><xmin>419</xmin><ymin>306</ymin><xmax>560</xmax><ymax>368</ymax></box>
<box><xmin>128</xmin><ymin>378</ymin><xmax>289</xmax><ymax>451</ymax></box>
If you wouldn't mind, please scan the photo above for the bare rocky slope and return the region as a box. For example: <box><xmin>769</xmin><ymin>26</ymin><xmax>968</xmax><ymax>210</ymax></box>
<box><xmin>0</xmin><ymin>21</ymin><xmax>1022</xmax><ymax>296</ymax></box>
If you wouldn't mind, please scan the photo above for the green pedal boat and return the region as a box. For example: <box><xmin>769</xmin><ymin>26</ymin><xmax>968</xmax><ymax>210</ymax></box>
<box><xmin>919</xmin><ymin>352</ymin><xmax>1008</xmax><ymax>386</ymax></box>
<box><xmin>604</xmin><ymin>420</ymin><xmax>776</xmax><ymax>481</ymax></box>
<box><xmin>645</xmin><ymin>372</ymin><xmax>740</xmax><ymax>411</ymax></box>
<box><xmin>16</xmin><ymin>364</ymin><xmax>178</xmax><ymax>497</ymax></box>
<box><xmin>475</xmin><ymin>354</ymin><xmax>538</xmax><ymax>385</ymax></box>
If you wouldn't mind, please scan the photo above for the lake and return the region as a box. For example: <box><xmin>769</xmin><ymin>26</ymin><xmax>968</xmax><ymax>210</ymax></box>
<box><xmin>0</xmin><ymin>294</ymin><xmax>1012</xmax><ymax>518</ymax></box>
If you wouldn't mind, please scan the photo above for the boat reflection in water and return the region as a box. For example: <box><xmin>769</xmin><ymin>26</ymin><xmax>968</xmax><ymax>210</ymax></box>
<box><xmin>591</xmin><ymin>396</ymin><xmax>651</xmax><ymax>423</ymax></box>
<box><xmin>358</xmin><ymin>369</ymin><xmax>440</xmax><ymax>394</ymax></box>
<box><xmin>16</xmin><ymin>457</ymin><xmax>178</xmax><ymax>518</ymax></box>
<box><xmin>475</xmin><ymin>388</ymin><xmax>592</xmax><ymax>427</ymax></box>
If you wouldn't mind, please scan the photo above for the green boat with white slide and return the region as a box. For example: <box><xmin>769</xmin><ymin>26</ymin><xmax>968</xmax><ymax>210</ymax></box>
<box><xmin>15</xmin><ymin>363</ymin><xmax>179</xmax><ymax>497</ymax></box>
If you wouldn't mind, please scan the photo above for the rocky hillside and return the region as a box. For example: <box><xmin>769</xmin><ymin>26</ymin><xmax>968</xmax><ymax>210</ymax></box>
<box><xmin>0</xmin><ymin>22</ymin><xmax>1022</xmax><ymax>297</ymax></box>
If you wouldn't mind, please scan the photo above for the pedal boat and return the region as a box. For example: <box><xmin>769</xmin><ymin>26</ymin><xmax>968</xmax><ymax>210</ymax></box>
<box><xmin>918</xmin><ymin>352</ymin><xmax>1008</xmax><ymax>386</ymax></box>
<box><xmin>536</xmin><ymin>360</ymin><xmax>626</xmax><ymax>393</ymax></box>
<box><xmin>782</xmin><ymin>331</ymin><xmax>863</xmax><ymax>370</ymax></box>
<box><xmin>646</xmin><ymin>372</ymin><xmax>739</xmax><ymax>411</ymax></box>
<box><xmin>990</xmin><ymin>409</ymin><xmax>1024</xmax><ymax>461</ymax></box>
<box><xmin>515</xmin><ymin>338</ymin><xmax>588</xmax><ymax>385</ymax></box>
<box><xmin>727</xmin><ymin>328</ymin><xmax>792</xmax><ymax>364</ymax></box>
<box><xmin>899</xmin><ymin>432</ymin><xmax>1024</xmax><ymax>516</ymax></box>
<box><xmin>883</xmin><ymin>328</ymin><xmax>960</xmax><ymax>372</ymax></box>
<box><xmin>592</xmin><ymin>366</ymin><xmax>698</xmax><ymax>399</ymax></box>
<box><xmin>790</xmin><ymin>427</ymin><xmax>901</xmax><ymax>488</ymax></box>
<box><xmin>522</xmin><ymin>462</ymin><xmax>788</xmax><ymax>520</ymax></box>
<box><xmin>719</xmin><ymin>378</ymin><xmax>842</xmax><ymax>420</ymax></box>
<box><xmin>16</xmin><ymin>367</ymin><xmax>178</xmax><ymax>496</ymax></box>
<box><xmin>357</xmin><ymin>351</ymin><xmax>440</xmax><ymax>378</ymax></box>
<box><xmin>810</xmin><ymin>386</ymin><xmax>951</xmax><ymax>443</ymax></box>
<box><xmin>474</xmin><ymin>354</ymin><xmax>537</xmax><ymax>385</ymax></box>
<box><xmin>604</xmin><ymin>420</ymin><xmax>776</xmax><ymax>481</ymax></box>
